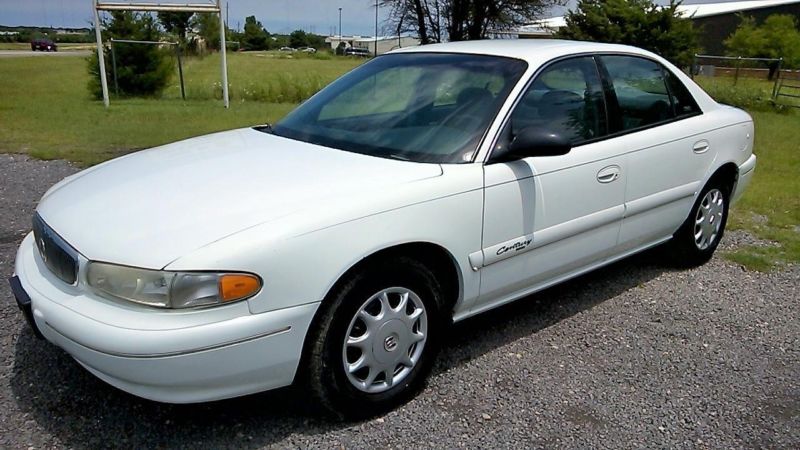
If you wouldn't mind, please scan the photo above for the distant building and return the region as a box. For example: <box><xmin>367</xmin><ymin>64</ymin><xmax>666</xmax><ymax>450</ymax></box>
<box><xmin>352</xmin><ymin>36</ymin><xmax>421</xmax><ymax>55</ymax></box>
<box><xmin>54</xmin><ymin>29</ymin><xmax>88</xmax><ymax>35</ymax></box>
<box><xmin>507</xmin><ymin>0</ymin><xmax>800</xmax><ymax>55</ymax></box>
<box><xmin>325</xmin><ymin>35</ymin><xmax>420</xmax><ymax>55</ymax></box>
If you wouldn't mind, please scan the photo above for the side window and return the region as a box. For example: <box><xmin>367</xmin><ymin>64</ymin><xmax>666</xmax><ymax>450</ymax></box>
<box><xmin>600</xmin><ymin>55</ymin><xmax>674</xmax><ymax>131</ymax></box>
<box><xmin>509</xmin><ymin>56</ymin><xmax>607</xmax><ymax>145</ymax></box>
<box><xmin>663</xmin><ymin>68</ymin><xmax>701</xmax><ymax>117</ymax></box>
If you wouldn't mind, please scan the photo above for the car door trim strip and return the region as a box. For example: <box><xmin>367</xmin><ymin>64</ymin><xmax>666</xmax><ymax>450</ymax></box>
<box><xmin>624</xmin><ymin>181</ymin><xmax>698</xmax><ymax>219</ymax></box>
<box><xmin>476</xmin><ymin>204</ymin><xmax>624</xmax><ymax>269</ymax></box>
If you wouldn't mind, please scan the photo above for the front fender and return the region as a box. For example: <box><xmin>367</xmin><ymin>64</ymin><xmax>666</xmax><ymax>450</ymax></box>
<box><xmin>166</xmin><ymin>165</ymin><xmax>485</xmax><ymax>316</ymax></box>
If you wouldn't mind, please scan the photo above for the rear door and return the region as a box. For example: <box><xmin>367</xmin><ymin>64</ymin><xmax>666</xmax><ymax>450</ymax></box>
<box><xmin>596</xmin><ymin>55</ymin><xmax>711</xmax><ymax>251</ymax></box>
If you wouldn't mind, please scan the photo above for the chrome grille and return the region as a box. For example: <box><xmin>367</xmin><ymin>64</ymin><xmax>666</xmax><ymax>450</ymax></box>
<box><xmin>32</xmin><ymin>213</ymin><xmax>78</xmax><ymax>285</ymax></box>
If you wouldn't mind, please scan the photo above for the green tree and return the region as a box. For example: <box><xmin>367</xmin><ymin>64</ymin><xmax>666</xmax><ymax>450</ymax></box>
<box><xmin>305</xmin><ymin>33</ymin><xmax>326</xmax><ymax>49</ymax></box>
<box><xmin>381</xmin><ymin>0</ymin><xmax>560</xmax><ymax>43</ymax></box>
<box><xmin>725</xmin><ymin>14</ymin><xmax>800</xmax><ymax>70</ymax></box>
<box><xmin>192</xmin><ymin>12</ymin><xmax>221</xmax><ymax>51</ymax></box>
<box><xmin>157</xmin><ymin>11</ymin><xmax>193</xmax><ymax>47</ymax></box>
<box><xmin>556</xmin><ymin>0</ymin><xmax>699</xmax><ymax>68</ymax></box>
<box><xmin>87</xmin><ymin>12</ymin><xmax>174</xmax><ymax>99</ymax></box>
<box><xmin>272</xmin><ymin>34</ymin><xmax>290</xmax><ymax>49</ymax></box>
<box><xmin>241</xmin><ymin>15</ymin><xmax>269</xmax><ymax>50</ymax></box>
<box><xmin>289</xmin><ymin>29</ymin><xmax>309</xmax><ymax>48</ymax></box>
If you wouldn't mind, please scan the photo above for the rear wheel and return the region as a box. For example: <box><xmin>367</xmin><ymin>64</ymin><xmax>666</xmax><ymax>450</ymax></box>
<box><xmin>303</xmin><ymin>257</ymin><xmax>446</xmax><ymax>418</ymax></box>
<box><xmin>669</xmin><ymin>181</ymin><xmax>730</xmax><ymax>267</ymax></box>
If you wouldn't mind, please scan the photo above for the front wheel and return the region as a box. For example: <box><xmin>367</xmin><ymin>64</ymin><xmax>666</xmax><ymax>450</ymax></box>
<box><xmin>668</xmin><ymin>181</ymin><xmax>730</xmax><ymax>267</ymax></box>
<box><xmin>302</xmin><ymin>257</ymin><xmax>446</xmax><ymax>418</ymax></box>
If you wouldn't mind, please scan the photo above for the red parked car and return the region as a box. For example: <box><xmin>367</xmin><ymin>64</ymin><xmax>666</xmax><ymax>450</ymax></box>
<box><xmin>31</xmin><ymin>39</ymin><xmax>57</xmax><ymax>52</ymax></box>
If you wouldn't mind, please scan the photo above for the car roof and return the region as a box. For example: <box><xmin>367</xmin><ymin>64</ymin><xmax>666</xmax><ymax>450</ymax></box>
<box><xmin>390</xmin><ymin>38</ymin><xmax>720</xmax><ymax>112</ymax></box>
<box><xmin>391</xmin><ymin>39</ymin><xmax>657</xmax><ymax>64</ymax></box>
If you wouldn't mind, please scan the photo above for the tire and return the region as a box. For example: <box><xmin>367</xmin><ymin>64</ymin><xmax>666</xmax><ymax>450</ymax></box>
<box><xmin>668</xmin><ymin>179</ymin><xmax>730</xmax><ymax>267</ymax></box>
<box><xmin>302</xmin><ymin>256</ymin><xmax>447</xmax><ymax>419</ymax></box>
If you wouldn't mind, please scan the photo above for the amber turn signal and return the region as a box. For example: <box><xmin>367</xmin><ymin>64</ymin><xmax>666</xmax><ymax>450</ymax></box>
<box><xmin>219</xmin><ymin>274</ymin><xmax>261</xmax><ymax>302</ymax></box>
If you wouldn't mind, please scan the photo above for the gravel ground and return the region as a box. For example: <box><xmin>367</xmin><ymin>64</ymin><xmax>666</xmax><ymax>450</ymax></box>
<box><xmin>1</xmin><ymin>154</ymin><xmax>798</xmax><ymax>449</ymax></box>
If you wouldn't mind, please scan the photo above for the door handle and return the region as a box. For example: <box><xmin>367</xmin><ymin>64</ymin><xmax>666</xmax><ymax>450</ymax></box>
<box><xmin>597</xmin><ymin>165</ymin><xmax>621</xmax><ymax>184</ymax></box>
<box><xmin>693</xmin><ymin>140</ymin><xmax>710</xmax><ymax>154</ymax></box>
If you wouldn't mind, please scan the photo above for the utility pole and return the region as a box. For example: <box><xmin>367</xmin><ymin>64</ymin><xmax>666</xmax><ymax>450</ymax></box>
<box><xmin>339</xmin><ymin>7</ymin><xmax>342</xmax><ymax>38</ymax></box>
<box><xmin>374</xmin><ymin>1</ymin><xmax>378</xmax><ymax>56</ymax></box>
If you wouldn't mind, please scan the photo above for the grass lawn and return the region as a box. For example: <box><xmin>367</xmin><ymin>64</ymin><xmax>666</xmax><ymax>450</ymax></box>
<box><xmin>0</xmin><ymin>54</ymin><xmax>797</xmax><ymax>270</ymax></box>
<box><xmin>723</xmin><ymin>111</ymin><xmax>800</xmax><ymax>271</ymax></box>
<box><xmin>0</xmin><ymin>52</ymin><xmax>360</xmax><ymax>165</ymax></box>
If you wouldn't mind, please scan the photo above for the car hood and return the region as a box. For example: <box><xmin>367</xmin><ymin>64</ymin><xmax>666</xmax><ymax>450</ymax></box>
<box><xmin>37</xmin><ymin>128</ymin><xmax>443</xmax><ymax>269</ymax></box>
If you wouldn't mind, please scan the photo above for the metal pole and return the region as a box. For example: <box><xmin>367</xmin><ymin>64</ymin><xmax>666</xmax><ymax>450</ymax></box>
<box><xmin>176</xmin><ymin>45</ymin><xmax>185</xmax><ymax>100</ymax></box>
<box><xmin>110</xmin><ymin>39</ymin><xmax>119</xmax><ymax>95</ymax></box>
<box><xmin>772</xmin><ymin>58</ymin><xmax>783</xmax><ymax>100</ymax></box>
<box><xmin>374</xmin><ymin>1</ymin><xmax>378</xmax><ymax>56</ymax></box>
<box><xmin>93</xmin><ymin>0</ymin><xmax>110</xmax><ymax>107</ymax></box>
<box><xmin>339</xmin><ymin>7</ymin><xmax>342</xmax><ymax>39</ymax></box>
<box><xmin>218</xmin><ymin>0</ymin><xmax>229</xmax><ymax>108</ymax></box>
<box><xmin>734</xmin><ymin>56</ymin><xmax>741</xmax><ymax>86</ymax></box>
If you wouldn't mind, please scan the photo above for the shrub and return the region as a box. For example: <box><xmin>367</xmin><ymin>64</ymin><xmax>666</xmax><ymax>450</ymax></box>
<box><xmin>696</xmin><ymin>77</ymin><xmax>793</xmax><ymax>113</ymax></box>
<box><xmin>87</xmin><ymin>12</ymin><xmax>174</xmax><ymax>99</ymax></box>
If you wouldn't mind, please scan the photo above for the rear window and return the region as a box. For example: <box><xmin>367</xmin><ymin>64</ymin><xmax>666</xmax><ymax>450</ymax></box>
<box><xmin>600</xmin><ymin>55</ymin><xmax>673</xmax><ymax>132</ymax></box>
<box><xmin>664</xmin><ymin>69</ymin><xmax>701</xmax><ymax>117</ymax></box>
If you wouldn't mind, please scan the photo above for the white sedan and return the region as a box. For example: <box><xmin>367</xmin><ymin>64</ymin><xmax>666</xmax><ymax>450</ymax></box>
<box><xmin>10</xmin><ymin>40</ymin><xmax>755</xmax><ymax>417</ymax></box>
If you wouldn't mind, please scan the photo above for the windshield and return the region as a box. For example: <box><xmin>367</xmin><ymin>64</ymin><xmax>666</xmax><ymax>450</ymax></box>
<box><xmin>270</xmin><ymin>53</ymin><xmax>528</xmax><ymax>163</ymax></box>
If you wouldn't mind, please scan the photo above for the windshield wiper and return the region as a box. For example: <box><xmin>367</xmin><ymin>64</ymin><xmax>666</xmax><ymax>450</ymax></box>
<box><xmin>253</xmin><ymin>123</ymin><xmax>273</xmax><ymax>134</ymax></box>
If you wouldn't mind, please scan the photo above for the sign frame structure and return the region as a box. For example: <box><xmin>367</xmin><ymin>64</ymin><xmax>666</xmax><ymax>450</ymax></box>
<box><xmin>92</xmin><ymin>1</ymin><xmax>230</xmax><ymax>108</ymax></box>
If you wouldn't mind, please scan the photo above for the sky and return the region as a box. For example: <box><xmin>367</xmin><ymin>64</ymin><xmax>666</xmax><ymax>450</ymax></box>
<box><xmin>0</xmin><ymin>0</ymin><xmax>756</xmax><ymax>35</ymax></box>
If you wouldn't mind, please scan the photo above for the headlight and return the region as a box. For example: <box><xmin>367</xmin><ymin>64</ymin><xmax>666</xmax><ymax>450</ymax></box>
<box><xmin>86</xmin><ymin>262</ymin><xmax>261</xmax><ymax>309</ymax></box>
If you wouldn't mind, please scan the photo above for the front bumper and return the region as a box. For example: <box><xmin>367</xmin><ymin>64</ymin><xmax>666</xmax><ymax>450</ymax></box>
<box><xmin>12</xmin><ymin>233</ymin><xmax>319</xmax><ymax>403</ymax></box>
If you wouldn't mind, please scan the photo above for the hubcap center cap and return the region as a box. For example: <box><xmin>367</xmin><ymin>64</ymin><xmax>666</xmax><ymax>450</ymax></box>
<box><xmin>373</xmin><ymin>319</ymin><xmax>408</xmax><ymax>365</ymax></box>
<box><xmin>384</xmin><ymin>334</ymin><xmax>399</xmax><ymax>352</ymax></box>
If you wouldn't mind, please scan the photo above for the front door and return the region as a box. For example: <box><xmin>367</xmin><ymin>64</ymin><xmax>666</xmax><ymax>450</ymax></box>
<box><xmin>473</xmin><ymin>56</ymin><xmax>626</xmax><ymax>313</ymax></box>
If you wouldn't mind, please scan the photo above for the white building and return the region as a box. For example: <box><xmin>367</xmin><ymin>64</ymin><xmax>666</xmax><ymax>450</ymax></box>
<box><xmin>325</xmin><ymin>35</ymin><xmax>420</xmax><ymax>55</ymax></box>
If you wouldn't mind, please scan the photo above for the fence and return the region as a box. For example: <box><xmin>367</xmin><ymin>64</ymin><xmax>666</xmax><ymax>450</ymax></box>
<box><xmin>691</xmin><ymin>54</ymin><xmax>800</xmax><ymax>109</ymax></box>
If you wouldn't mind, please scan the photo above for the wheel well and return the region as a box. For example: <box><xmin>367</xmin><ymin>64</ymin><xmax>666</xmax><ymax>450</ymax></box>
<box><xmin>708</xmin><ymin>162</ymin><xmax>739</xmax><ymax>195</ymax></box>
<box><xmin>326</xmin><ymin>242</ymin><xmax>462</xmax><ymax>314</ymax></box>
<box><xmin>294</xmin><ymin>242</ymin><xmax>462</xmax><ymax>388</ymax></box>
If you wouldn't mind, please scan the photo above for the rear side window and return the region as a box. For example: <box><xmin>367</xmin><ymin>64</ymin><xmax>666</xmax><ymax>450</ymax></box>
<box><xmin>509</xmin><ymin>56</ymin><xmax>607</xmax><ymax>145</ymax></box>
<box><xmin>664</xmin><ymin>69</ymin><xmax>701</xmax><ymax>117</ymax></box>
<box><xmin>600</xmin><ymin>55</ymin><xmax>673</xmax><ymax>131</ymax></box>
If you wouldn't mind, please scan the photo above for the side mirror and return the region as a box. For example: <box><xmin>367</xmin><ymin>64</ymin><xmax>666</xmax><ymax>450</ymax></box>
<box><xmin>492</xmin><ymin>127</ymin><xmax>572</xmax><ymax>162</ymax></box>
